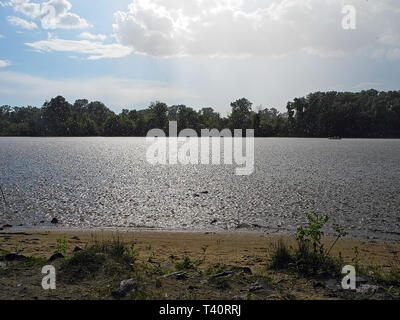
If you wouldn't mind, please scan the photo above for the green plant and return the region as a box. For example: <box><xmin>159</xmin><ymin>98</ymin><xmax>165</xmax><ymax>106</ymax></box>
<box><xmin>148</xmin><ymin>252</ymin><xmax>156</xmax><ymax>263</ymax></box>
<box><xmin>327</xmin><ymin>225</ymin><xmax>348</xmax><ymax>255</ymax></box>
<box><xmin>90</xmin><ymin>237</ymin><xmax>138</xmax><ymax>265</ymax></box>
<box><xmin>197</xmin><ymin>245</ymin><xmax>210</xmax><ymax>265</ymax></box>
<box><xmin>270</xmin><ymin>212</ymin><xmax>347</xmax><ymax>277</ymax></box>
<box><xmin>352</xmin><ymin>246</ymin><xmax>360</xmax><ymax>271</ymax></box>
<box><xmin>175</xmin><ymin>256</ymin><xmax>195</xmax><ymax>271</ymax></box>
<box><xmin>56</xmin><ymin>236</ymin><xmax>69</xmax><ymax>256</ymax></box>
<box><xmin>296</xmin><ymin>212</ymin><xmax>328</xmax><ymax>255</ymax></box>
<box><xmin>270</xmin><ymin>240</ymin><xmax>293</xmax><ymax>270</ymax></box>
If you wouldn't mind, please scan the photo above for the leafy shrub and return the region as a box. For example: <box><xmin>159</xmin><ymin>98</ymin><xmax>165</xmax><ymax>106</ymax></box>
<box><xmin>89</xmin><ymin>237</ymin><xmax>138</xmax><ymax>265</ymax></box>
<box><xmin>56</xmin><ymin>236</ymin><xmax>69</xmax><ymax>256</ymax></box>
<box><xmin>270</xmin><ymin>212</ymin><xmax>347</xmax><ymax>277</ymax></box>
<box><xmin>175</xmin><ymin>256</ymin><xmax>195</xmax><ymax>271</ymax></box>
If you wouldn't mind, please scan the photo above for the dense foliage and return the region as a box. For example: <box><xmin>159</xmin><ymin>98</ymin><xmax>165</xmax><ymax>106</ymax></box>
<box><xmin>1</xmin><ymin>89</ymin><xmax>399</xmax><ymax>137</ymax></box>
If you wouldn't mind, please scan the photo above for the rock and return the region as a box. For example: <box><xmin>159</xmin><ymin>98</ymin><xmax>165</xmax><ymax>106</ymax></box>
<box><xmin>73</xmin><ymin>246</ymin><xmax>83</xmax><ymax>253</ymax></box>
<box><xmin>200</xmin><ymin>191</ymin><xmax>209</xmax><ymax>194</ymax></box>
<box><xmin>0</xmin><ymin>228</ymin><xmax>3</xmax><ymax>231</ymax></box>
<box><xmin>356</xmin><ymin>275</ymin><xmax>369</xmax><ymax>284</ymax></box>
<box><xmin>249</xmin><ymin>279</ymin><xmax>272</xmax><ymax>292</ymax></box>
<box><xmin>193</xmin><ymin>194</ymin><xmax>200</xmax><ymax>197</ymax></box>
<box><xmin>49</xmin><ymin>252</ymin><xmax>64</xmax><ymax>262</ymax></box>
<box><xmin>4</xmin><ymin>253</ymin><xmax>27</xmax><ymax>262</ymax></box>
<box><xmin>112</xmin><ymin>279</ymin><xmax>137</xmax><ymax>298</ymax></box>
<box><xmin>51</xmin><ymin>218</ymin><xmax>59</xmax><ymax>224</ymax></box>
<box><xmin>356</xmin><ymin>284</ymin><xmax>380</xmax><ymax>295</ymax></box>
<box><xmin>210</xmin><ymin>219</ymin><xmax>217</xmax><ymax>224</ymax></box>
<box><xmin>323</xmin><ymin>279</ymin><xmax>341</xmax><ymax>292</ymax></box>
<box><xmin>3</xmin><ymin>224</ymin><xmax>12</xmax><ymax>228</ymax></box>
<box><xmin>0</xmin><ymin>261</ymin><xmax>6</xmax><ymax>268</ymax></box>
<box><xmin>228</xmin><ymin>266</ymin><xmax>252</xmax><ymax>275</ymax></box>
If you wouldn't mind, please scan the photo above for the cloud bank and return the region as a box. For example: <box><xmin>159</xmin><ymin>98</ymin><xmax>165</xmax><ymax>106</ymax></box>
<box><xmin>112</xmin><ymin>0</ymin><xmax>400</xmax><ymax>58</ymax></box>
<box><xmin>3</xmin><ymin>0</ymin><xmax>89</xmax><ymax>29</ymax></box>
<box><xmin>7</xmin><ymin>15</ymin><xmax>37</xmax><ymax>29</ymax></box>
<box><xmin>25</xmin><ymin>37</ymin><xmax>133</xmax><ymax>60</ymax></box>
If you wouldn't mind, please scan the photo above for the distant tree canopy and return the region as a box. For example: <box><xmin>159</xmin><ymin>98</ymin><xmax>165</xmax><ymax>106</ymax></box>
<box><xmin>1</xmin><ymin>90</ymin><xmax>400</xmax><ymax>137</ymax></box>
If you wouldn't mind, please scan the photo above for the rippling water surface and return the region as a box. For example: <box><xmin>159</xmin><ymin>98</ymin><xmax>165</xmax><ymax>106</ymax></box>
<box><xmin>0</xmin><ymin>137</ymin><xmax>399</xmax><ymax>240</ymax></box>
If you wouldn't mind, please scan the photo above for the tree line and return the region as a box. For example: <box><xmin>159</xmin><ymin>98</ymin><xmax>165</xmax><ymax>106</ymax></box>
<box><xmin>1</xmin><ymin>89</ymin><xmax>399</xmax><ymax>137</ymax></box>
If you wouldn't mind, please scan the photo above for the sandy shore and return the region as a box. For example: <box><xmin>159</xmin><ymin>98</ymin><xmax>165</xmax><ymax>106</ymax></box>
<box><xmin>1</xmin><ymin>229</ymin><xmax>399</xmax><ymax>272</ymax></box>
<box><xmin>1</xmin><ymin>229</ymin><xmax>400</xmax><ymax>300</ymax></box>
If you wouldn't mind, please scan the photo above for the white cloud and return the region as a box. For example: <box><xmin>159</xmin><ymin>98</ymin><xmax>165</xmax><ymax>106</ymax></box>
<box><xmin>4</xmin><ymin>0</ymin><xmax>89</xmax><ymax>29</ymax></box>
<box><xmin>0</xmin><ymin>60</ymin><xmax>11</xmax><ymax>67</ymax></box>
<box><xmin>25</xmin><ymin>38</ymin><xmax>133</xmax><ymax>60</ymax></box>
<box><xmin>0</xmin><ymin>34</ymin><xmax>4</xmax><ymax>38</ymax></box>
<box><xmin>112</xmin><ymin>0</ymin><xmax>400</xmax><ymax>58</ymax></box>
<box><xmin>79</xmin><ymin>32</ymin><xmax>107</xmax><ymax>41</ymax></box>
<box><xmin>7</xmin><ymin>15</ymin><xmax>38</xmax><ymax>29</ymax></box>
<box><xmin>5</xmin><ymin>0</ymin><xmax>41</xmax><ymax>18</ymax></box>
<box><xmin>0</xmin><ymin>71</ymin><xmax>194</xmax><ymax>108</ymax></box>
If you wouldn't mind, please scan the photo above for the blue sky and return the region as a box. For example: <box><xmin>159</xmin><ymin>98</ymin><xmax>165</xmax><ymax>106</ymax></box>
<box><xmin>0</xmin><ymin>0</ymin><xmax>400</xmax><ymax>114</ymax></box>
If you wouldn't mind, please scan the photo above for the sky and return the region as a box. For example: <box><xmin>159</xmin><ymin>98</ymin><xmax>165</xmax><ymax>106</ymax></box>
<box><xmin>0</xmin><ymin>0</ymin><xmax>400</xmax><ymax>114</ymax></box>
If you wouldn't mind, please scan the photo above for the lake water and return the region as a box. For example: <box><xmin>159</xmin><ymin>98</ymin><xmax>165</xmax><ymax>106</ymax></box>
<box><xmin>0</xmin><ymin>137</ymin><xmax>399</xmax><ymax>240</ymax></box>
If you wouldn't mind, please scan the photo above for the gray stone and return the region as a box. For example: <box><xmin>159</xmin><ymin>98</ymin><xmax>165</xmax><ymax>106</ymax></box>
<box><xmin>356</xmin><ymin>275</ymin><xmax>369</xmax><ymax>284</ymax></box>
<box><xmin>249</xmin><ymin>279</ymin><xmax>272</xmax><ymax>292</ymax></box>
<box><xmin>112</xmin><ymin>279</ymin><xmax>137</xmax><ymax>298</ymax></box>
<box><xmin>49</xmin><ymin>252</ymin><xmax>64</xmax><ymax>261</ymax></box>
<box><xmin>356</xmin><ymin>284</ymin><xmax>380</xmax><ymax>295</ymax></box>
<box><xmin>323</xmin><ymin>279</ymin><xmax>341</xmax><ymax>292</ymax></box>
